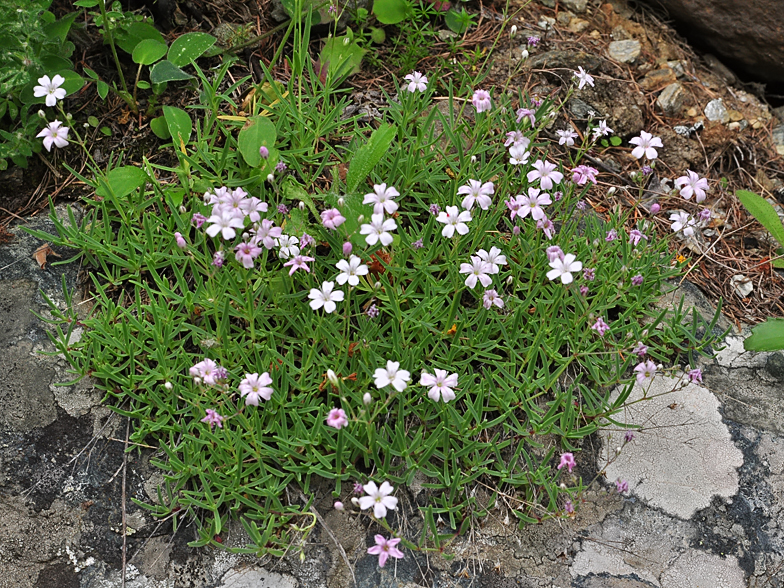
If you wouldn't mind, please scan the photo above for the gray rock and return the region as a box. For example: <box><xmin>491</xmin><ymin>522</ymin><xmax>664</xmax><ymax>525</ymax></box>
<box><xmin>608</xmin><ymin>39</ymin><xmax>641</xmax><ymax>63</ymax></box>
<box><xmin>705</xmin><ymin>98</ymin><xmax>730</xmax><ymax>123</ymax></box>
<box><xmin>772</xmin><ymin>124</ymin><xmax>784</xmax><ymax>156</ymax></box>
<box><xmin>767</xmin><ymin>353</ymin><xmax>784</xmax><ymax>381</ymax></box>
<box><xmin>562</xmin><ymin>0</ymin><xmax>588</xmax><ymax>12</ymax></box>
<box><xmin>656</xmin><ymin>82</ymin><xmax>686</xmax><ymax>115</ymax></box>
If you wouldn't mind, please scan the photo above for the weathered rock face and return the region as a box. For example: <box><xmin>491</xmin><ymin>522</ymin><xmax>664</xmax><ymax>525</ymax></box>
<box><xmin>638</xmin><ymin>0</ymin><xmax>784</xmax><ymax>83</ymax></box>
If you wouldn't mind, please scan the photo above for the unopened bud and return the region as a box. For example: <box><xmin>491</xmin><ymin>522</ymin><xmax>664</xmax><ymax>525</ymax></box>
<box><xmin>194</xmin><ymin>377</ymin><xmax>202</xmax><ymax>385</ymax></box>
<box><xmin>179</xmin><ymin>205</ymin><xmax>187</xmax><ymax>214</ymax></box>
<box><xmin>299</xmin><ymin>201</ymin><xmax>305</xmax><ymax>210</ymax></box>
<box><xmin>267</xmin><ymin>173</ymin><xmax>275</xmax><ymax>182</ymax></box>
<box><xmin>616</xmin><ymin>447</ymin><xmax>622</xmax><ymax>454</ymax></box>
<box><xmin>357</xmin><ymin>214</ymin><xmax>364</xmax><ymax>223</ymax></box>
<box><xmin>510</xmin><ymin>24</ymin><xmax>517</xmax><ymax>38</ymax></box>
<box><xmin>607</xmin><ymin>187</ymin><xmax>616</xmax><ymax>196</ymax></box>
<box><xmin>363</xmin><ymin>393</ymin><xmax>371</xmax><ymax>405</ymax></box>
<box><xmin>374</xmin><ymin>281</ymin><xmax>382</xmax><ymax>290</ymax></box>
<box><xmin>342</xmin><ymin>242</ymin><xmax>353</xmax><ymax>256</ymax></box>
<box><xmin>334</xmin><ymin>501</ymin><xmax>344</xmax><ymax>511</ymax></box>
<box><xmin>65</xmin><ymin>112</ymin><xmax>73</xmax><ymax>120</ymax></box>
<box><xmin>471</xmin><ymin>155</ymin><xmax>477</xmax><ymax>163</ymax></box>
<box><xmin>38</xmin><ymin>110</ymin><xmax>46</xmax><ymax>118</ymax></box>
<box><xmin>351</xmin><ymin>497</ymin><xmax>360</xmax><ymax>507</ymax></box>
<box><xmin>164</xmin><ymin>381</ymin><xmax>173</xmax><ymax>390</ymax></box>
<box><xmin>327</xmin><ymin>369</ymin><xmax>339</xmax><ymax>387</ymax></box>
<box><xmin>650</xmin><ymin>203</ymin><xmax>661</xmax><ymax>214</ymax></box>
<box><xmin>337</xmin><ymin>197</ymin><xmax>345</xmax><ymax>207</ymax></box>
<box><xmin>259</xmin><ymin>146</ymin><xmax>269</xmax><ymax>159</ymax></box>
<box><xmin>521</xmin><ymin>49</ymin><xmax>529</xmax><ymax>60</ymax></box>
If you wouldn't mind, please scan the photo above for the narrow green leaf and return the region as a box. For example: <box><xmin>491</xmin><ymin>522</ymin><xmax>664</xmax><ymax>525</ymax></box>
<box><xmin>346</xmin><ymin>123</ymin><xmax>396</xmax><ymax>192</ymax></box>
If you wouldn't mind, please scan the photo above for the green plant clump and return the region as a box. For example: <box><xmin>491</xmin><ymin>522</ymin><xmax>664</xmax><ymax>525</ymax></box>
<box><xmin>31</xmin><ymin>29</ymin><xmax>723</xmax><ymax>558</ymax></box>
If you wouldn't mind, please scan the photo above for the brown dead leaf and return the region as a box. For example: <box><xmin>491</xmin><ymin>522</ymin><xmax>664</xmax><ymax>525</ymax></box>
<box><xmin>34</xmin><ymin>243</ymin><xmax>59</xmax><ymax>269</ymax></box>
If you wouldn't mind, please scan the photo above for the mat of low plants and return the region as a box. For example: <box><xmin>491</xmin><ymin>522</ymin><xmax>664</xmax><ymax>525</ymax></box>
<box><xmin>28</xmin><ymin>15</ymin><xmax>725</xmax><ymax>561</ymax></box>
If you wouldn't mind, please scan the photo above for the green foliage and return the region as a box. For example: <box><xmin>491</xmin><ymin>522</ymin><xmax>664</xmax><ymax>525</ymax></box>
<box><xmin>237</xmin><ymin>116</ymin><xmax>277</xmax><ymax>167</ymax></box>
<box><xmin>168</xmin><ymin>32</ymin><xmax>217</xmax><ymax>67</ymax></box>
<box><xmin>318</xmin><ymin>36</ymin><xmax>365</xmax><ymax>84</ymax></box>
<box><xmin>444</xmin><ymin>7</ymin><xmax>475</xmax><ymax>34</ymax></box>
<box><xmin>346</xmin><ymin>123</ymin><xmax>396</xmax><ymax>192</ymax></box>
<box><xmin>744</xmin><ymin>318</ymin><xmax>784</xmax><ymax>352</ymax></box>
<box><xmin>162</xmin><ymin>106</ymin><xmax>192</xmax><ymax>147</ymax></box>
<box><xmin>736</xmin><ymin>189</ymin><xmax>784</xmax><ymax>268</ymax></box>
<box><xmin>373</xmin><ymin>0</ymin><xmax>411</xmax><ymax>24</ymax></box>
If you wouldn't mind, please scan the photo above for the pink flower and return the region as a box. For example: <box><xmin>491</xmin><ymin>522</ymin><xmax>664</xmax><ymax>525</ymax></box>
<box><xmin>675</xmin><ymin>170</ymin><xmax>709</xmax><ymax>202</ymax></box>
<box><xmin>633</xmin><ymin>341</ymin><xmax>647</xmax><ymax>357</ymax></box>
<box><xmin>516</xmin><ymin>107</ymin><xmax>536</xmax><ymax>126</ymax></box>
<box><xmin>33</xmin><ymin>74</ymin><xmax>67</xmax><ymax>107</ymax></box>
<box><xmin>283</xmin><ymin>253</ymin><xmax>315</xmax><ymax>275</ymax></box>
<box><xmin>605</xmin><ymin>229</ymin><xmax>618</xmax><ymax>242</ymax></box>
<box><xmin>546</xmin><ymin>245</ymin><xmax>564</xmax><ymax>263</ymax></box>
<box><xmin>404</xmin><ymin>71</ymin><xmax>428</xmax><ymax>92</ymax></box>
<box><xmin>235</xmin><ymin>241</ymin><xmax>262</xmax><ymax>269</ymax></box>
<box><xmin>629</xmin><ymin>131</ymin><xmax>663</xmax><ymax>160</ymax></box>
<box><xmin>259</xmin><ymin>146</ymin><xmax>269</xmax><ymax>159</ymax></box>
<box><xmin>483</xmin><ymin>289</ymin><xmax>503</xmax><ymax>309</ymax></box>
<box><xmin>192</xmin><ymin>213</ymin><xmax>207</xmax><ymax>228</ymax></box>
<box><xmin>201</xmin><ymin>409</ymin><xmax>224</xmax><ymax>429</ymax></box>
<box><xmin>631</xmin><ymin>274</ymin><xmax>644</xmax><ymax>286</ymax></box>
<box><xmin>558</xmin><ymin>452</ymin><xmax>576</xmax><ymax>473</ymax></box>
<box><xmin>460</xmin><ymin>256</ymin><xmax>492</xmax><ymax>289</ymax></box>
<box><xmin>537</xmin><ymin>217</ymin><xmax>555</xmax><ymax>239</ymax></box>
<box><xmin>239</xmin><ymin>372</ymin><xmax>274</xmax><ymax>405</ymax></box>
<box><xmin>573</xmin><ymin>66</ymin><xmax>594</xmax><ymax>89</ymax></box>
<box><xmin>212</xmin><ymin>250</ymin><xmax>225</xmax><ymax>267</ymax></box>
<box><xmin>37</xmin><ymin>120</ymin><xmax>69</xmax><ymax>151</ymax></box>
<box><xmin>206</xmin><ymin>209</ymin><xmax>245</xmax><ymax>240</ymax></box>
<box><xmin>506</xmin><ymin>197</ymin><xmax>522</xmax><ymax>220</ymax></box>
<box><xmin>571</xmin><ymin>165</ymin><xmax>599</xmax><ymax>186</ymax></box>
<box><xmin>342</xmin><ymin>241</ymin><xmax>352</xmax><ymax>256</ymax></box>
<box><xmin>363</xmin><ymin>183</ymin><xmax>400</xmax><ymax>215</ymax></box>
<box><xmin>527</xmin><ymin>160</ymin><xmax>564</xmax><ymax>191</ymax></box>
<box><xmin>650</xmin><ymin>203</ymin><xmax>661</xmax><ymax>214</ymax></box>
<box><xmin>518</xmin><ymin>187</ymin><xmax>551</xmax><ymax>221</ymax></box>
<box><xmin>241</xmin><ymin>197</ymin><xmax>268</xmax><ymax>222</ymax></box>
<box><xmin>629</xmin><ymin>229</ymin><xmax>647</xmax><ymax>246</ymax></box>
<box><xmin>420</xmin><ymin>369</ymin><xmax>458</xmax><ymax>402</ymax></box>
<box><xmin>564</xmin><ymin>500</ymin><xmax>575</xmax><ymax>514</ymax></box>
<box><xmin>557</xmin><ymin>129</ymin><xmax>578</xmax><ymax>146</ymax></box>
<box><xmin>591</xmin><ymin>120</ymin><xmax>612</xmax><ymax>139</ymax></box>
<box><xmin>321</xmin><ymin>208</ymin><xmax>346</xmax><ymax>230</ymax></box>
<box><xmin>436</xmin><ymin>206</ymin><xmax>471</xmax><ymax>238</ymax></box>
<box><xmin>252</xmin><ymin>219</ymin><xmax>283</xmax><ymax>249</ymax></box>
<box><xmin>458</xmin><ymin>179</ymin><xmax>494</xmax><ymax>210</ymax></box>
<box><xmin>360</xmin><ymin>213</ymin><xmax>397</xmax><ymax>246</ymax></box>
<box><xmin>669</xmin><ymin>211</ymin><xmax>696</xmax><ymax>237</ymax></box>
<box><xmin>358</xmin><ymin>481</ymin><xmax>398</xmax><ymax>518</ymax></box>
<box><xmin>634</xmin><ymin>360</ymin><xmax>657</xmax><ymax>386</ymax></box>
<box><xmin>615</xmin><ymin>479</ymin><xmax>629</xmax><ymax>494</ymax></box>
<box><xmin>687</xmin><ymin>368</ymin><xmax>702</xmax><ymax>383</ymax></box>
<box><xmin>471</xmin><ymin>89</ymin><xmax>492</xmax><ymax>113</ymax></box>
<box><xmin>326</xmin><ymin>407</ymin><xmax>348</xmax><ymax>429</ymax></box>
<box><xmin>509</xmin><ymin>143</ymin><xmax>530</xmax><ymax>165</ymax></box>
<box><xmin>505</xmin><ymin>131</ymin><xmax>530</xmax><ymax>149</ymax></box>
<box><xmin>367</xmin><ymin>535</ymin><xmax>404</xmax><ymax>568</ymax></box>
<box><xmin>190</xmin><ymin>358</ymin><xmax>219</xmax><ymax>385</ymax></box>
<box><xmin>546</xmin><ymin>254</ymin><xmax>582</xmax><ymax>285</ymax></box>
<box><xmin>174</xmin><ymin>232</ymin><xmax>187</xmax><ymax>249</ymax></box>
<box><xmin>591</xmin><ymin>317</ymin><xmax>610</xmax><ymax>336</ymax></box>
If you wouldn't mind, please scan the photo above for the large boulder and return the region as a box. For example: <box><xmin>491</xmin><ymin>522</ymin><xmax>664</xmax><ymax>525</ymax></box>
<box><xmin>637</xmin><ymin>0</ymin><xmax>784</xmax><ymax>84</ymax></box>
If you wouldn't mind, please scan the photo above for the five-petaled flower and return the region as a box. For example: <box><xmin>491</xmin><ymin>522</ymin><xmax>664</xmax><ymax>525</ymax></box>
<box><xmin>374</xmin><ymin>361</ymin><xmax>411</xmax><ymax>392</ymax></box>
<box><xmin>629</xmin><ymin>131</ymin><xmax>663</xmax><ymax>160</ymax></box>
<box><xmin>363</xmin><ymin>183</ymin><xmax>400</xmax><ymax>215</ymax></box>
<box><xmin>558</xmin><ymin>452</ymin><xmax>576</xmax><ymax>473</ymax></box>
<box><xmin>326</xmin><ymin>407</ymin><xmax>348</xmax><ymax>429</ymax></box>
<box><xmin>634</xmin><ymin>360</ymin><xmax>657</xmax><ymax>386</ymax></box>
<box><xmin>546</xmin><ymin>253</ymin><xmax>582</xmax><ymax>285</ymax></box>
<box><xmin>206</xmin><ymin>210</ymin><xmax>245</xmax><ymax>240</ymax></box>
<box><xmin>283</xmin><ymin>253</ymin><xmax>315</xmax><ymax>275</ymax></box>
<box><xmin>308</xmin><ymin>281</ymin><xmax>345</xmax><ymax>313</ymax></box>
<box><xmin>37</xmin><ymin>120</ymin><xmax>69</xmax><ymax>151</ymax></box>
<box><xmin>460</xmin><ymin>256</ymin><xmax>493</xmax><ymax>289</ymax></box>
<box><xmin>572</xmin><ymin>165</ymin><xmax>599</xmax><ymax>186</ymax></box>
<box><xmin>201</xmin><ymin>409</ymin><xmax>224</xmax><ymax>429</ymax></box>
<box><xmin>592</xmin><ymin>120</ymin><xmax>613</xmax><ymax>139</ymax></box>
<box><xmin>367</xmin><ymin>535</ymin><xmax>404</xmax><ymax>568</ymax></box>
<box><xmin>557</xmin><ymin>129</ymin><xmax>578</xmax><ymax>146</ymax></box>
<box><xmin>239</xmin><ymin>372</ymin><xmax>274</xmax><ymax>405</ymax></box>
<box><xmin>471</xmin><ymin>89</ymin><xmax>492</xmax><ymax>113</ymax></box>
<box><xmin>517</xmin><ymin>188</ymin><xmax>552</xmax><ymax>221</ymax></box>
<box><xmin>591</xmin><ymin>317</ymin><xmax>610</xmax><ymax>336</ymax></box>
<box><xmin>436</xmin><ymin>206</ymin><xmax>472</xmax><ymax>238</ymax></box>
<box><xmin>360</xmin><ymin>213</ymin><xmax>397</xmax><ymax>246</ymax></box>
<box><xmin>420</xmin><ymin>369</ymin><xmax>458</xmax><ymax>402</ymax></box>
<box><xmin>359</xmin><ymin>481</ymin><xmax>399</xmax><ymax>518</ymax></box>
<box><xmin>336</xmin><ymin>255</ymin><xmax>369</xmax><ymax>286</ymax></box>
<box><xmin>675</xmin><ymin>170</ymin><xmax>709</xmax><ymax>202</ymax></box>
<box><xmin>483</xmin><ymin>289</ymin><xmax>504</xmax><ymax>309</ymax></box>
<box><xmin>669</xmin><ymin>211</ymin><xmax>696</xmax><ymax>237</ymax></box>
<box><xmin>509</xmin><ymin>143</ymin><xmax>531</xmax><ymax>165</ymax></box>
<box><xmin>458</xmin><ymin>179</ymin><xmax>494</xmax><ymax>210</ymax></box>
<box><xmin>527</xmin><ymin>160</ymin><xmax>564</xmax><ymax>191</ymax></box>
<box><xmin>34</xmin><ymin>74</ymin><xmax>66</xmax><ymax>107</ymax></box>
<box><xmin>404</xmin><ymin>71</ymin><xmax>428</xmax><ymax>93</ymax></box>
<box><xmin>477</xmin><ymin>246</ymin><xmax>507</xmax><ymax>274</ymax></box>
<box><xmin>687</xmin><ymin>368</ymin><xmax>702</xmax><ymax>383</ymax></box>
<box><xmin>573</xmin><ymin>66</ymin><xmax>595</xmax><ymax>89</ymax></box>
<box><xmin>321</xmin><ymin>208</ymin><xmax>346</xmax><ymax>230</ymax></box>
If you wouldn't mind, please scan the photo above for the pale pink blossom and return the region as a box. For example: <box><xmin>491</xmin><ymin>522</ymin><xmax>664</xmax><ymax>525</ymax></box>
<box><xmin>374</xmin><ymin>361</ymin><xmax>411</xmax><ymax>392</ymax></box>
<box><xmin>573</xmin><ymin>66</ymin><xmax>594</xmax><ymax>89</ymax></box>
<box><xmin>33</xmin><ymin>74</ymin><xmax>66</xmax><ymax>107</ymax></box>
<box><xmin>483</xmin><ymin>289</ymin><xmax>504</xmax><ymax>309</ymax></box>
<box><xmin>634</xmin><ymin>360</ymin><xmax>657</xmax><ymax>386</ymax></box>
<box><xmin>335</xmin><ymin>255</ymin><xmax>369</xmax><ymax>286</ymax></box>
<box><xmin>518</xmin><ymin>187</ymin><xmax>551</xmax><ymax>221</ymax></box>
<box><xmin>420</xmin><ymin>369</ymin><xmax>458</xmax><ymax>402</ymax></box>
<box><xmin>527</xmin><ymin>160</ymin><xmax>563</xmax><ymax>191</ymax></box>
<box><xmin>505</xmin><ymin>131</ymin><xmax>530</xmax><ymax>149</ymax></box>
<box><xmin>252</xmin><ymin>219</ymin><xmax>283</xmax><ymax>249</ymax></box>
<box><xmin>358</xmin><ymin>481</ymin><xmax>398</xmax><ymax>518</ymax></box>
<box><xmin>235</xmin><ymin>240</ymin><xmax>262</xmax><ymax>269</ymax></box>
<box><xmin>404</xmin><ymin>71</ymin><xmax>428</xmax><ymax>92</ymax></box>
<box><xmin>471</xmin><ymin>89</ymin><xmax>492</xmax><ymax>113</ymax></box>
<box><xmin>363</xmin><ymin>183</ymin><xmax>400</xmax><ymax>215</ymax></box>
<box><xmin>629</xmin><ymin>131</ymin><xmax>663</xmax><ymax>160</ymax></box>
<box><xmin>201</xmin><ymin>409</ymin><xmax>224</xmax><ymax>429</ymax></box>
<box><xmin>326</xmin><ymin>407</ymin><xmax>348</xmax><ymax>429</ymax></box>
<box><xmin>557</xmin><ymin>129</ymin><xmax>578</xmax><ymax>146</ymax></box>
<box><xmin>571</xmin><ymin>165</ymin><xmax>598</xmax><ymax>185</ymax></box>
<box><xmin>675</xmin><ymin>170</ymin><xmax>709</xmax><ymax>202</ymax></box>
<box><xmin>509</xmin><ymin>143</ymin><xmax>530</xmax><ymax>165</ymax></box>
<box><xmin>558</xmin><ymin>452</ymin><xmax>576</xmax><ymax>473</ymax></box>
<box><xmin>321</xmin><ymin>208</ymin><xmax>346</xmax><ymax>230</ymax></box>
<box><xmin>283</xmin><ymin>253</ymin><xmax>315</xmax><ymax>275</ymax></box>
<box><xmin>360</xmin><ymin>213</ymin><xmax>397</xmax><ymax>246</ymax></box>
<box><xmin>460</xmin><ymin>256</ymin><xmax>493</xmax><ymax>289</ymax></box>
<box><xmin>477</xmin><ymin>246</ymin><xmax>506</xmax><ymax>274</ymax></box>
<box><xmin>458</xmin><ymin>179</ymin><xmax>494</xmax><ymax>210</ymax></box>
<box><xmin>239</xmin><ymin>372</ymin><xmax>274</xmax><ymax>405</ymax></box>
<box><xmin>591</xmin><ymin>120</ymin><xmax>612</xmax><ymax>139</ymax></box>
<box><xmin>669</xmin><ymin>211</ymin><xmax>696</xmax><ymax>237</ymax></box>
<box><xmin>206</xmin><ymin>210</ymin><xmax>245</xmax><ymax>240</ymax></box>
<box><xmin>367</xmin><ymin>535</ymin><xmax>404</xmax><ymax>568</ymax></box>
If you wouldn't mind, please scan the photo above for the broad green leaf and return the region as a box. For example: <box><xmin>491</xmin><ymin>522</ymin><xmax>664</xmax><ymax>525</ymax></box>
<box><xmin>43</xmin><ymin>12</ymin><xmax>78</xmax><ymax>44</ymax></box>
<box><xmin>168</xmin><ymin>32</ymin><xmax>217</xmax><ymax>67</ymax></box>
<box><xmin>132</xmin><ymin>39</ymin><xmax>168</xmax><ymax>65</ymax></box>
<box><xmin>73</xmin><ymin>0</ymin><xmax>99</xmax><ymax>6</ymax></box>
<box><xmin>115</xmin><ymin>22</ymin><xmax>165</xmax><ymax>54</ymax></box>
<box><xmin>162</xmin><ymin>106</ymin><xmax>192</xmax><ymax>146</ymax></box>
<box><xmin>39</xmin><ymin>55</ymin><xmax>73</xmax><ymax>72</ymax></box>
<box><xmin>150</xmin><ymin>116</ymin><xmax>171</xmax><ymax>139</ymax></box>
<box><xmin>96</xmin><ymin>166</ymin><xmax>148</xmax><ymax>198</ymax></box>
<box><xmin>136</xmin><ymin>80</ymin><xmax>151</xmax><ymax>90</ymax></box>
<box><xmin>744</xmin><ymin>318</ymin><xmax>784</xmax><ymax>352</ymax></box>
<box><xmin>149</xmin><ymin>60</ymin><xmax>194</xmax><ymax>84</ymax></box>
<box><xmin>281</xmin><ymin>177</ymin><xmax>319</xmax><ymax>219</ymax></box>
<box><xmin>346</xmin><ymin>123</ymin><xmax>396</xmax><ymax>192</ymax></box>
<box><xmin>736</xmin><ymin>190</ymin><xmax>784</xmax><ymax>248</ymax></box>
<box><xmin>318</xmin><ymin>36</ymin><xmax>365</xmax><ymax>84</ymax></box>
<box><xmin>97</xmin><ymin>80</ymin><xmax>109</xmax><ymax>100</ymax></box>
<box><xmin>373</xmin><ymin>0</ymin><xmax>410</xmax><ymax>24</ymax></box>
<box><xmin>238</xmin><ymin>116</ymin><xmax>277</xmax><ymax>167</ymax></box>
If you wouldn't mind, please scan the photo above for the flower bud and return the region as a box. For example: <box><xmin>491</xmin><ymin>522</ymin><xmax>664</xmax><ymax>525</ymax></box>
<box><xmin>374</xmin><ymin>281</ymin><xmax>382</xmax><ymax>290</ymax></box>
<box><xmin>179</xmin><ymin>205</ymin><xmax>187</xmax><ymax>214</ymax></box>
<box><xmin>164</xmin><ymin>381</ymin><xmax>173</xmax><ymax>390</ymax></box>
<box><xmin>267</xmin><ymin>173</ymin><xmax>275</xmax><ymax>182</ymax></box>
<box><xmin>363</xmin><ymin>393</ymin><xmax>371</xmax><ymax>405</ymax></box>
<box><xmin>65</xmin><ymin>112</ymin><xmax>73</xmax><ymax>120</ymax></box>
<box><xmin>334</xmin><ymin>501</ymin><xmax>344</xmax><ymax>511</ymax></box>
<box><xmin>607</xmin><ymin>187</ymin><xmax>616</xmax><ymax>196</ymax></box>
<box><xmin>327</xmin><ymin>369</ymin><xmax>339</xmax><ymax>387</ymax></box>
<box><xmin>351</xmin><ymin>497</ymin><xmax>360</xmax><ymax>507</ymax></box>
<box><xmin>510</xmin><ymin>24</ymin><xmax>518</xmax><ymax>38</ymax></box>
<box><xmin>342</xmin><ymin>242</ymin><xmax>353</xmax><ymax>256</ymax></box>
<box><xmin>259</xmin><ymin>146</ymin><xmax>269</xmax><ymax>159</ymax></box>
<box><xmin>38</xmin><ymin>110</ymin><xmax>46</xmax><ymax>119</ymax></box>
<box><xmin>337</xmin><ymin>197</ymin><xmax>345</xmax><ymax>207</ymax></box>
<box><xmin>194</xmin><ymin>377</ymin><xmax>202</xmax><ymax>385</ymax></box>
<box><xmin>357</xmin><ymin>214</ymin><xmax>364</xmax><ymax>223</ymax></box>
<box><xmin>650</xmin><ymin>203</ymin><xmax>661</xmax><ymax>214</ymax></box>
<box><xmin>521</xmin><ymin>49</ymin><xmax>529</xmax><ymax>60</ymax></box>
<box><xmin>299</xmin><ymin>201</ymin><xmax>305</xmax><ymax>210</ymax></box>
<box><xmin>471</xmin><ymin>155</ymin><xmax>477</xmax><ymax>163</ymax></box>
<box><xmin>512</xmin><ymin>226</ymin><xmax>521</xmax><ymax>235</ymax></box>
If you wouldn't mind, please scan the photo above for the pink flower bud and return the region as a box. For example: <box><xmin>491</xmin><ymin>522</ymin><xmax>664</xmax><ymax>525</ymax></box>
<box><xmin>650</xmin><ymin>203</ymin><xmax>661</xmax><ymax>214</ymax></box>
<box><xmin>259</xmin><ymin>146</ymin><xmax>269</xmax><ymax>159</ymax></box>
<box><xmin>334</xmin><ymin>501</ymin><xmax>344</xmax><ymax>511</ymax></box>
<box><xmin>342</xmin><ymin>242</ymin><xmax>353</xmax><ymax>256</ymax></box>
<box><xmin>174</xmin><ymin>232</ymin><xmax>187</xmax><ymax>249</ymax></box>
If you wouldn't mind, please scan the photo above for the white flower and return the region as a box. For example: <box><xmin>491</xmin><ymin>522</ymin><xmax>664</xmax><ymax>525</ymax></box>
<box><xmin>460</xmin><ymin>256</ymin><xmax>493</xmax><ymax>289</ymax></box>
<box><xmin>205</xmin><ymin>209</ymin><xmax>245</xmax><ymax>240</ymax></box>
<box><xmin>360</xmin><ymin>213</ymin><xmax>397</xmax><ymax>246</ymax></box>
<box><xmin>556</xmin><ymin>129</ymin><xmax>578</xmax><ymax>146</ymax></box>
<box><xmin>527</xmin><ymin>160</ymin><xmax>564</xmax><ymax>191</ymax></box>
<box><xmin>509</xmin><ymin>144</ymin><xmax>530</xmax><ymax>165</ymax></box>
<box><xmin>546</xmin><ymin>253</ymin><xmax>582</xmax><ymax>284</ymax></box>
<box><xmin>403</xmin><ymin>71</ymin><xmax>428</xmax><ymax>93</ymax></box>
<box><xmin>373</xmin><ymin>360</ymin><xmax>411</xmax><ymax>392</ymax></box>
<box><xmin>504</xmin><ymin>130</ymin><xmax>529</xmax><ymax>148</ymax></box>
<box><xmin>33</xmin><ymin>74</ymin><xmax>66</xmax><ymax>107</ymax></box>
<box><xmin>436</xmin><ymin>206</ymin><xmax>471</xmax><ymax>238</ymax></box>
<box><xmin>458</xmin><ymin>179</ymin><xmax>494</xmax><ymax>210</ymax></box>
<box><xmin>483</xmin><ymin>289</ymin><xmax>504</xmax><ymax>309</ymax></box>
<box><xmin>335</xmin><ymin>255</ymin><xmax>369</xmax><ymax>286</ymax></box>
<box><xmin>358</xmin><ymin>481</ymin><xmax>398</xmax><ymax>519</ymax></box>
<box><xmin>308</xmin><ymin>281</ymin><xmax>345</xmax><ymax>313</ymax></box>
<box><xmin>36</xmin><ymin>120</ymin><xmax>69</xmax><ymax>151</ymax></box>
<box><xmin>363</xmin><ymin>183</ymin><xmax>400</xmax><ymax>215</ymax></box>
<box><xmin>276</xmin><ymin>235</ymin><xmax>300</xmax><ymax>259</ymax></box>
<box><xmin>629</xmin><ymin>131</ymin><xmax>663</xmax><ymax>160</ymax></box>
<box><xmin>476</xmin><ymin>246</ymin><xmax>507</xmax><ymax>274</ymax></box>
<box><xmin>592</xmin><ymin>120</ymin><xmax>613</xmax><ymax>139</ymax></box>
<box><xmin>573</xmin><ymin>66</ymin><xmax>595</xmax><ymax>90</ymax></box>
<box><xmin>669</xmin><ymin>211</ymin><xmax>696</xmax><ymax>237</ymax></box>
<box><xmin>420</xmin><ymin>369</ymin><xmax>458</xmax><ymax>402</ymax></box>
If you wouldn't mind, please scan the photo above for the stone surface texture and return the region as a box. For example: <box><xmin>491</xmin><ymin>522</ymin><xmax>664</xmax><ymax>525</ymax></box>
<box><xmin>637</xmin><ymin>0</ymin><xmax>784</xmax><ymax>83</ymax></box>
